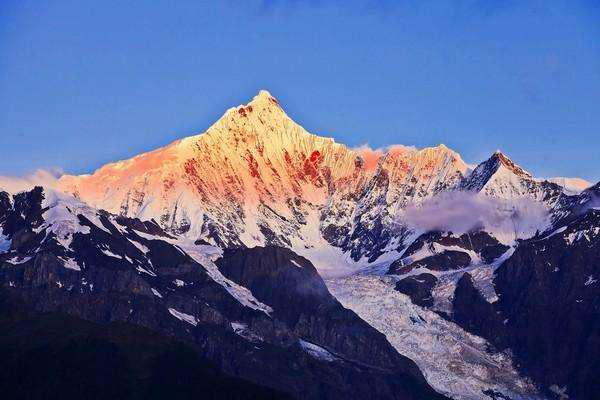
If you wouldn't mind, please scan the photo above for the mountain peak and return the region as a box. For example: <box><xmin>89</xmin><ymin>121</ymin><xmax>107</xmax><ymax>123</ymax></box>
<box><xmin>490</xmin><ymin>151</ymin><xmax>531</xmax><ymax>178</ymax></box>
<box><xmin>247</xmin><ymin>89</ymin><xmax>280</xmax><ymax>108</ymax></box>
<box><xmin>457</xmin><ymin>150</ymin><xmax>533</xmax><ymax>193</ymax></box>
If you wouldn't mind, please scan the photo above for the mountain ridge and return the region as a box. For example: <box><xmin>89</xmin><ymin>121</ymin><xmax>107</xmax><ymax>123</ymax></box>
<box><xmin>51</xmin><ymin>90</ymin><xmax>591</xmax><ymax>272</ymax></box>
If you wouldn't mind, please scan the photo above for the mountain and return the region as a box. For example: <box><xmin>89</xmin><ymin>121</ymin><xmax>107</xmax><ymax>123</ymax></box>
<box><xmin>2</xmin><ymin>90</ymin><xmax>598</xmax><ymax>399</ymax></box>
<box><xmin>0</xmin><ymin>186</ymin><xmax>446</xmax><ymax>400</ymax></box>
<box><xmin>57</xmin><ymin>91</ymin><xmax>469</xmax><ymax>272</ymax></box>
<box><xmin>56</xmin><ymin>92</ymin><xmax>585</xmax><ymax>272</ymax></box>
<box><xmin>386</xmin><ymin>177</ymin><xmax>600</xmax><ymax>399</ymax></box>
<box><xmin>456</xmin><ymin>151</ymin><xmax>564</xmax><ymax>208</ymax></box>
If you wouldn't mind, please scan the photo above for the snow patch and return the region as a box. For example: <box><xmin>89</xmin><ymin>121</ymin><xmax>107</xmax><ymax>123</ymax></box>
<box><xmin>100</xmin><ymin>248</ymin><xmax>121</xmax><ymax>259</ymax></box>
<box><xmin>136</xmin><ymin>265</ymin><xmax>156</xmax><ymax>276</ymax></box>
<box><xmin>168</xmin><ymin>308</ymin><xmax>198</xmax><ymax>326</ymax></box>
<box><xmin>5</xmin><ymin>255</ymin><xmax>32</xmax><ymax>265</ymax></box>
<box><xmin>585</xmin><ymin>275</ymin><xmax>597</xmax><ymax>286</ymax></box>
<box><xmin>59</xmin><ymin>256</ymin><xmax>81</xmax><ymax>271</ymax></box>
<box><xmin>299</xmin><ymin>339</ymin><xmax>336</xmax><ymax>362</ymax></box>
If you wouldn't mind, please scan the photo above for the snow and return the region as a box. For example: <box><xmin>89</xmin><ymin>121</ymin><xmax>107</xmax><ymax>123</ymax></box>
<box><xmin>565</xmin><ymin>227</ymin><xmax>599</xmax><ymax>245</ymax></box>
<box><xmin>100</xmin><ymin>248</ymin><xmax>121</xmax><ymax>259</ymax></box>
<box><xmin>54</xmin><ymin>91</ymin><xmax>471</xmax><ymax>276</ymax></box>
<box><xmin>0</xmin><ymin>230</ymin><xmax>10</xmax><ymax>253</ymax></box>
<box><xmin>173</xmin><ymin>279</ymin><xmax>185</xmax><ymax>287</ymax></box>
<box><xmin>151</xmin><ymin>288</ymin><xmax>163</xmax><ymax>298</ymax></box>
<box><xmin>230</xmin><ymin>321</ymin><xmax>247</xmax><ymax>333</ymax></box>
<box><xmin>585</xmin><ymin>275</ymin><xmax>597</xmax><ymax>286</ymax></box>
<box><xmin>59</xmin><ymin>256</ymin><xmax>81</xmax><ymax>271</ymax></box>
<box><xmin>38</xmin><ymin>190</ymin><xmax>114</xmax><ymax>249</ymax></box>
<box><xmin>6</xmin><ymin>256</ymin><xmax>32</xmax><ymax>265</ymax></box>
<box><xmin>136</xmin><ymin>265</ymin><xmax>157</xmax><ymax>276</ymax></box>
<box><xmin>168</xmin><ymin>308</ymin><xmax>198</xmax><ymax>326</ymax></box>
<box><xmin>290</xmin><ymin>259</ymin><xmax>303</xmax><ymax>268</ymax></box>
<box><xmin>230</xmin><ymin>321</ymin><xmax>262</xmax><ymax>342</ymax></box>
<box><xmin>134</xmin><ymin>229</ymin><xmax>273</xmax><ymax>315</ymax></box>
<box><xmin>390</xmin><ymin>238</ymin><xmax>514</xmax><ymax>311</ymax></box>
<box><xmin>298</xmin><ymin>339</ymin><xmax>336</xmax><ymax>362</ymax></box>
<box><xmin>545</xmin><ymin>226</ymin><xmax>567</xmax><ymax>239</ymax></box>
<box><xmin>326</xmin><ymin>275</ymin><xmax>542</xmax><ymax>400</ymax></box>
<box><xmin>125</xmin><ymin>236</ymin><xmax>150</xmax><ymax>254</ymax></box>
<box><xmin>179</xmin><ymin>240</ymin><xmax>273</xmax><ymax>315</ymax></box>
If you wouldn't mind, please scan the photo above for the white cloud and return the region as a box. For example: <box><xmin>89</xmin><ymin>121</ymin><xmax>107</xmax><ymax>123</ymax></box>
<box><xmin>0</xmin><ymin>168</ymin><xmax>63</xmax><ymax>194</ymax></box>
<box><xmin>398</xmin><ymin>191</ymin><xmax>550</xmax><ymax>243</ymax></box>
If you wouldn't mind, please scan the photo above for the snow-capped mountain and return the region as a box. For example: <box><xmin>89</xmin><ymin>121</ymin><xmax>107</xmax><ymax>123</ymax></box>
<box><xmin>456</xmin><ymin>151</ymin><xmax>565</xmax><ymax>209</ymax></box>
<box><xmin>57</xmin><ymin>90</ymin><xmax>572</xmax><ymax>274</ymax></box>
<box><xmin>3</xmin><ymin>90</ymin><xmax>598</xmax><ymax>399</ymax></box>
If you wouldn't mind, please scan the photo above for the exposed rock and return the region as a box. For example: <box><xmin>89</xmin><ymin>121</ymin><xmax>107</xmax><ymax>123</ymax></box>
<box><xmin>394</xmin><ymin>273</ymin><xmax>438</xmax><ymax>307</ymax></box>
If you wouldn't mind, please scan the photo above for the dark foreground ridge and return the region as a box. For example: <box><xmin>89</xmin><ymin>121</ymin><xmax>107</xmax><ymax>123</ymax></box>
<box><xmin>0</xmin><ymin>288</ymin><xmax>287</xmax><ymax>400</ymax></box>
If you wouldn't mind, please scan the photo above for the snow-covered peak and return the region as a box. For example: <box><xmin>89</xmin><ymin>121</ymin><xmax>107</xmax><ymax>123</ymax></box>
<box><xmin>251</xmin><ymin>89</ymin><xmax>278</xmax><ymax>104</ymax></box>
<box><xmin>458</xmin><ymin>151</ymin><xmax>532</xmax><ymax>193</ymax></box>
<box><xmin>490</xmin><ymin>151</ymin><xmax>532</xmax><ymax>178</ymax></box>
<box><xmin>54</xmin><ymin>91</ymin><xmax>568</xmax><ymax>269</ymax></box>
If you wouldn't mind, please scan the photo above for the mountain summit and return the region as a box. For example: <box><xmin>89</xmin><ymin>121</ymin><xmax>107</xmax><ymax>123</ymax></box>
<box><xmin>57</xmin><ymin>91</ymin><xmax>576</xmax><ymax>271</ymax></box>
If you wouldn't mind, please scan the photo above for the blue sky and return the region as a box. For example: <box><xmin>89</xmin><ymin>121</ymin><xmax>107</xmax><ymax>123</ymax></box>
<box><xmin>1</xmin><ymin>0</ymin><xmax>599</xmax><ymax>181</ymax></box>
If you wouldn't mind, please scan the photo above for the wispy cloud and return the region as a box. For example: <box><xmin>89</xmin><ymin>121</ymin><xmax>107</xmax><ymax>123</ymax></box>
<box><xmin>352</xmin><ymin>143</ymin><xmax>417</xmax><ymax>170</ymax></box>
<box><xmin>399</xmin><ymin>191</ymin><xmax>550</xmax><ymax>242</ymax></box>
<box><xmin>0</xmin><ymin>168</ymin><xmax>63</xmax><ymax>193</ymax></box>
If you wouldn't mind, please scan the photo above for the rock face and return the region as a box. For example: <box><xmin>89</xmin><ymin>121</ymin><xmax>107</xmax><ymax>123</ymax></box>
<box><xmin>394</xmin><ymin>273</ymin><xmax>438</xmax><ymax>307</ymax></box>
<box><xmin>451</xmin><ymin>188</ymin><xmax>600</xmax><ymax>400</ymax></box>
<box><xmin>217</xmin><ymin>246</ymin><xmax>437</xmax><ymax>383</ymax></box>
<box><xmin>0</xmin><ymin>288</ymin><xmax>288</xmax><ymax>400</ymax></box>
<box><xmin>452</xmin><ymin>273</ymin><xmax>507</xmax><ymax>345</ymax></box>
<box><xmin>0</xmin><ymin>187</ymin><xmax>447</xmax><ymax>400</ymax></box>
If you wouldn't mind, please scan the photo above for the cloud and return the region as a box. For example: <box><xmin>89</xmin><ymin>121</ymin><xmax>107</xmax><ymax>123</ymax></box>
<box><xmin>352</xmin><ymin>143</ymin><xmax>417</xmax><ymax>170</ymax></box>
<box><xmin>398</xmin><ymin>191</ymin><xmax>550</xmax><ymax>242</ymax></box>
<box><xmin>352</xmin><ymin>144</ymin><xmax>384</xmax><ymax>171</ymax></box>
<box><xmin>0</xmin><ymin>169</ymin><xmax>63</xmax><ymax>194</ymax></box>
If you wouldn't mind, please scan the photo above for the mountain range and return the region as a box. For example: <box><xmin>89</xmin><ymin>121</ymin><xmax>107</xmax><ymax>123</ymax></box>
<box><xmin>1</xmin><ymin>91</ymin><xmax>598</xmax><ymax>400</ymax></box>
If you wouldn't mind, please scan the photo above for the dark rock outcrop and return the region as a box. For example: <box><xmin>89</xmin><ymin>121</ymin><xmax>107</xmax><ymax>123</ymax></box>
<box><xmin>389</xmin><ymin>250</ymin><xmax>471</xmax><ymax>274</ymax></box>
<box><xmin>394</xmin><ymin>273</ymin><xmax>438</xmax><ymax>307</ymax></box>
<box><xmin>452</xmin><ymin>273</ymin><xmax>506</xmax><ymax>345</ymax></box>
<box><xmin>0</xmin><ymin>288</ymin><xmax>287</xmax><ymax>400</ymax></box>
<box><xmin>216</xmin><ymin>246</ymin><xmax>447</xmax><ymax>399</ymax></box>
<box><xmin>388</xmin><ymin>230</ymin><xmax>509</xmax><ymax>275</ymax></box>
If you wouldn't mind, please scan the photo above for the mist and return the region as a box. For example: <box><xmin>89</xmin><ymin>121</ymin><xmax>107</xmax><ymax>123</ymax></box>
<box><xmin>399</xmin><ymin>191</ymin><xmax>550</xmax><ymax>243</ymax></box>
<box><xmin>0</xmin><ymin>169</ymin><xmax>62</xmax><ymax>194</ymax></box>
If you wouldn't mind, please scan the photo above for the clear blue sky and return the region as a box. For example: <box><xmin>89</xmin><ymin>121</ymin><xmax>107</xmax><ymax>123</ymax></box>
<box><xmin>1</xmin><ymin>0</ymin><xmax>599</xmax><ymax>181</ymax></box>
